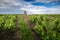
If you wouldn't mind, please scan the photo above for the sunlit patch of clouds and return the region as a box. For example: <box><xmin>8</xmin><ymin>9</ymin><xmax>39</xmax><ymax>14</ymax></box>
<box><xmin>20</xmin><ymin>4</ymin><xmax>60</xmax><ymax>14</ymax></box>
<box><xmin>0</xmin><ymin>0</ymin><xmax>22</xmax><ymax>9</ymax></box>
<box><xmin>20</xmin><ymin>6</ymin><xmax>60</xmax><ymax>14</ymax></box>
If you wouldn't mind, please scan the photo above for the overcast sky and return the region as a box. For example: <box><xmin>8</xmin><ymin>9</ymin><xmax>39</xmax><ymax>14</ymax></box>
<box><xmin>0</xmin><ymin>0</ymin><xmax>60</xmax><ymax>14</ymax></box>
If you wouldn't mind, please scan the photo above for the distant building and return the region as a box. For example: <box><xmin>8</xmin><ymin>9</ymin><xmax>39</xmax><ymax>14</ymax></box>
<box><xmin>24</xmin><ymin>11</ymin><xmax>27</xmax><ymax>15</ymax></box>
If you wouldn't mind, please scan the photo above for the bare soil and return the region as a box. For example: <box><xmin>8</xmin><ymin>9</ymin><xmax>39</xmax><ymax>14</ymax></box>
<box><xmin>24</xmin><ymin>17</ymin><xmax>40</xmax><ymax>40</ymax></box>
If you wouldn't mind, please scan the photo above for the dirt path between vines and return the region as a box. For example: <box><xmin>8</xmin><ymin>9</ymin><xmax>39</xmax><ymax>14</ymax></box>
<box><xmin>14</xmin><ymin>16</ymin><xmax>20</xmax><ymax>40</ymax></box>
<box><xmin>24</xmin><ymin>17</ymin><xmax>40</xmax><ymax>40</ymax></box>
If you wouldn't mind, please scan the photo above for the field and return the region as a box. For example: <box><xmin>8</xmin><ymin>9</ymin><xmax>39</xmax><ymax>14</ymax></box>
<box><xmin>0</xmin><ymin>14</ymin><xmax>60</xmax><ymax>40</ymax></box>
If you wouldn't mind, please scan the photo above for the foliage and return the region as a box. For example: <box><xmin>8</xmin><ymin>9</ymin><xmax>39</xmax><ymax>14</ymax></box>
<box><xmin>0</xmin><ymin>14</ymin><xmax>60</xmax><ymax>40</ymax></box>
<box><xmin>30</xmin><ymin>14</ymin><xmax>60</xmax><ymax>40</ymax></box>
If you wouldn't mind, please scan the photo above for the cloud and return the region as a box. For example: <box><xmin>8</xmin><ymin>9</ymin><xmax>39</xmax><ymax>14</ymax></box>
<box><xmin>20</xmin><ymin>3</ymin><xmax>60</xmax><ymax>14</ymax></box>
<box><xmin>0</xmin><ymin>0</ymin><xmax>60</xmax><ymax>14</ymax></box>
<box><xmin>0</xmin><ymin>0</ymin><xmax>22</xmax><ymax>9</ymax></box>
<box><xmin>24</xmin><ymin>0</ymin><xmax>35</xmax><ymax>2</ymax></box>
<box><xmin>20</xmin><ymin>0</ymin><xmax>60</xmax><ymax>14</ymax></box>
<box><xmin>35</xmin><ymin>0</ymin><xmax>60</xmax><ymax>3</ymax></box>
<box><xmin>23</xmin><ymin>0</ymin><xmax>60</xmax><ymax>3</ymax></box>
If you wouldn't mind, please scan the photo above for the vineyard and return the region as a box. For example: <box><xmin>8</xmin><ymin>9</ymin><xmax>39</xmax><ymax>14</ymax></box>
<box><xmin>0</xmin><ymin>14</ymin><xmax>60</xmax><ymax>40</ymax></box>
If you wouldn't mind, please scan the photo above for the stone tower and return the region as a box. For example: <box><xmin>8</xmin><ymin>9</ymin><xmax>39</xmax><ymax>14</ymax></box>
<box><xmin>24</xmin><ymin>11</ymin><xmax>27</xmax><ymax>15</ymax></box>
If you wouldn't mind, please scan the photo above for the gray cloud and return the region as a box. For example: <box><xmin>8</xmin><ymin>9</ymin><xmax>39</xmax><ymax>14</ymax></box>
<box><xmin>0</xmin><ymin>0</ymin><xmax>22</xmax><ymax>9</ymax></box>
<box><xmin>35</xmin><ymin>0</ymin><xmax>60</xmax><ymax>3</ymax></box>
<box><xmin>0</xmin><ymin>0</ymin><xmax>60</xmax><ymax>14</ymax></box>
